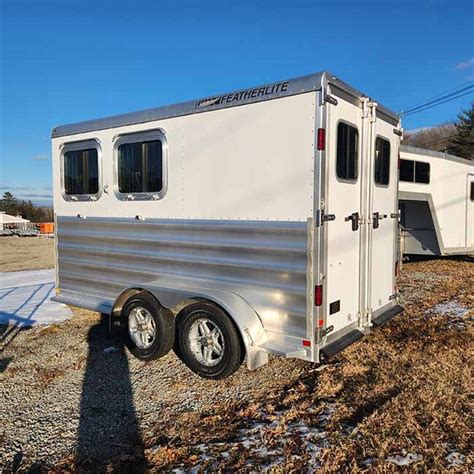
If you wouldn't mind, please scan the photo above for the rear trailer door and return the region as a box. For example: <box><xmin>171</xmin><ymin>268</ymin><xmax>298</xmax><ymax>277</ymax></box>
<box><xmin>324</xmin><ymin>98</ymin><xmax>364</xmax><ymax>336</ymax></box>
<box><xmin>366</xmin><ymin>112</ymin><xmax>399</xmax><ymax>318</ymax></box>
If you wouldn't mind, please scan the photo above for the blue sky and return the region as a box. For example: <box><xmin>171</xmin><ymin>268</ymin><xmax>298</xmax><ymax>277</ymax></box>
<box><xmin>1</xmin><ymin>0</ymin><xmax>473</xmax><ymax>205</ymax></box>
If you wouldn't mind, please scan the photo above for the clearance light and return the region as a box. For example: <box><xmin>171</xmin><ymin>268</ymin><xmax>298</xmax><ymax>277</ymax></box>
<box><xmin>302</xmin><ymin>339</ymin><xmax>311</xmax><ymax>347</ymax></box>
<box><xmin>315</xmin><ymin>285</ymin><xmax>323</xmax><ymax>306</ymax></box>
<box><xmin>317</xmin><ymin>128</ymin><xmax>326</xmax><ymax>151</ymax></box>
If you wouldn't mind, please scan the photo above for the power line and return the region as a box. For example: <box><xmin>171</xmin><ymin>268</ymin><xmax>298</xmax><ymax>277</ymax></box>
<box><xmin>404</xmin><ymin>91</ymin><xmax>473</xmax><ymax>117</ymax></box>
<box><xmin>401</xmin><ymin>84</ymin><xmax>473</xmax><ymax>115</ymax></box>
<box><xmin>401</xmin><ymin>86</ymin><xmax>474</xmax><ymax>117</ymax></box>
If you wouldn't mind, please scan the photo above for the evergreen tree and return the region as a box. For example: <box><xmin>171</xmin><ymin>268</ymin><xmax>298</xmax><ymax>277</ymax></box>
<box><xmin>447</xmin><ymin>103</ymin><xmax>474</xmax><ymax>160</ymax></box>
<box><xmin>1</xmin><ymin>191</ymin><xmax>18</xmax><ymax>215</ymax></box>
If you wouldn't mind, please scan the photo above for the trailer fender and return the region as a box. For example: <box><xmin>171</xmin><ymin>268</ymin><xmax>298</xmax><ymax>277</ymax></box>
<box><xmin>113</xmin><ymin>282</ymin><xmax>269</xmax><ymax>371</ymax></box>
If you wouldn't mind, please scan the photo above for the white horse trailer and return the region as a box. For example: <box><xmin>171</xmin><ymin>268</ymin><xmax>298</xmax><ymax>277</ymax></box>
<box><xmin>399</xmin><ymin>146</ymin><xmax>474</xmax><ymax>256</ymax></box>
<box><xmin>51</xmin><ymin>71</ymin><xmax>403</xmax><ymax>379</ymax></box>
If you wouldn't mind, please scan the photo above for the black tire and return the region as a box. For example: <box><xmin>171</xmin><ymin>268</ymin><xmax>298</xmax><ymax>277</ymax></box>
<box><xmin>122</xmin><ymin>292</ymin><xmax>174</xmax><ymax>361</ymax></box>
<box><xmin>176</xmin><ymin>301</ymin><xmax>244</xmax><ymax>379</ymax></box>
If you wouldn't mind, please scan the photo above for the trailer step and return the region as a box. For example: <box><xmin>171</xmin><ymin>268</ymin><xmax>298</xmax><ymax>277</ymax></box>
<box><xmin>259</xmin><ymin>341</ymin><xmax>307</xmax><ymax>358</ymax></box>
<box><xmin>320</xmin><ymin>329</ymin><xmax>364</xmax><ymax>360</ymax></box>
<box><xmin>372</xmin><ymin>304</ymin><xmax>404</xmax><ymax>327</ymax></box>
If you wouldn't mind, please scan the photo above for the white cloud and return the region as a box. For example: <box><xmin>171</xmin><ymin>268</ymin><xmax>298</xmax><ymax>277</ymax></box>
<box><xmin>0</xmin><ymin>185</ymin><xmax>36</xmax><ymax>191</ymax></box>
<box><xmin>0</xmin><ymin>185</ymin><xmax>52</xmax><ymax>201</ymax></box>
<box><xmin>19</xmin><ymin>193</ymin><xmax>53</xmax><ymax>199</ymax></box>
<box><xmin>455</xmin><ymin>57</ymin><xmax>474</xmax><ymax>70</ymax></box>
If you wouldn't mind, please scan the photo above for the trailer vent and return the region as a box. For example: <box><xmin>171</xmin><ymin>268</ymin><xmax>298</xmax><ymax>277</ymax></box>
<box><xmin>315</xmin><ymin>285</ymin><xmax>323</xmax><ymax>306</ymax></box>
<box><xmin>317</xmin><ymin>128</ymin><xmax>326</xmax><ymax>151</ymax></box>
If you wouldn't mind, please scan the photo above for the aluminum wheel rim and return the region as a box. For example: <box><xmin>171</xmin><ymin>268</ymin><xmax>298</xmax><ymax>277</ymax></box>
<box><xmin>188</xmin><ymin>316</ymin><xmax>225</xmax><ymax>367</ymax></box>
<box><xmin>128</xmin><ymin>306</ymin><xmax>156</xmax><ymax>349</ymax></box>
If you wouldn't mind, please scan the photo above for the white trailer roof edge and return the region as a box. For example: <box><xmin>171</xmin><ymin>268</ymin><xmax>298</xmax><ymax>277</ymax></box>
<box><xmin>52</xmin><ymin>70</ymin><xmax>399</xmax><ymax>138</ymax></box>
<box><xmin>400</xmin><ymin>145</ymin><xmax>473</xmax><ymax>166</ymax></box>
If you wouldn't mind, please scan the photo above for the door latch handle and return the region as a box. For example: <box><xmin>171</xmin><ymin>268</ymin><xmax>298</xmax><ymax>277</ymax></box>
<box><xmin>345</xmin><ymin>212</ymin><xmax>360</xmax><ymax>231</ymax></box>
<box><xmin>322</xmin><ymin>213</ymin><xmax>336</xmax><ymax>223</ymax></box>
<box><xmin>316</xmin><ymin>210</ymin><xmax>336</xmax><ymax>226</ymax></box>
<box><xmin>373</xmin><ymin>212</ymin><xmax>380</xmax><ymax>229</ymax></box>
<box><xmin>373</xmin><ymin>212</ymin><xmax>388</xmax><ymax>229</ymax></box>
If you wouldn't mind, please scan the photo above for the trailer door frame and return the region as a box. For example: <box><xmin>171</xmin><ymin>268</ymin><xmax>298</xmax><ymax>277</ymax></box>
<box><xmin>365</xmin><ymin>105</ymin><xmax>400</xmax><ymax>322</ymax></box>
<box><xmin>323</xmin><ymin>95</ymin><xmax>365</xmax><ymax>338</ymax></box>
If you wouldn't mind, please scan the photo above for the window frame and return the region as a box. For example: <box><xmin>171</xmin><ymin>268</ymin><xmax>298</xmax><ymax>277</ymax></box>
<box><xmin>60</xmin><ymin>139</ymin><xmax>102</xmax><ymax>202</ymax></box>
<box><xmin>414</xmin><ymin>160</ymin><xmax>430</xmax><ymax>184</ymax></box>
<box><xmin>113</xmin><ymin>129</ymin><xmax>168</xmax><ymax>201</ymax></box>
<box><xmin>399</xmin><ymin>158</ymin><xmax>415</xmax><ymax>183</ymax></box>
<box><xmin>374</xmin><ymin>135</ymin><xmax>391</xmax><ymax>187</ymax></box>
<box><xmin>399</xmin><ymin>159</ymin><xmax>431</xmax><ymax>185</ymax></box>
<box><xmin>335</xmin><ymin>119</ymin><xmax>360</xmax><ymax>183</ymax></box>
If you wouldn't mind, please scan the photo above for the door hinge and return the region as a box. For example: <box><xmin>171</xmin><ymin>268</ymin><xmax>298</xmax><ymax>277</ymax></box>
<box><xmin>390</xmin><ymin>211</ymin><xmax>400</xmax><ymax>219</ymax></box>
<box><xmin>324</xmin><ymin>94</ymin><xmax>338</xmax><ymax>106</ymax></box>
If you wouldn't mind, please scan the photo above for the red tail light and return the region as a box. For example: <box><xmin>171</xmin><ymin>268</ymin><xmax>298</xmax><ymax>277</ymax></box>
<box><xmin>315</xmin><ymin>284</ymin><xmax>323</xmax><ymax>306</ymax></box>
<box><xmin>317</xmin><ymin>128</ymin><xmax>325</xmax><ymax>151</ymax></box>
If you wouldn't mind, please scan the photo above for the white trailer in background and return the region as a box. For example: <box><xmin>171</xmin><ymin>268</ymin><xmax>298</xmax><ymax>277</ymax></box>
<box><xmin>51</xmin><ymin>71</ymin><xmax>403</xmax><ymax>379</ymax></box>
<box><xmin>399</xmin><ymin>145</ymin><xmax>474</xmax><ymax>256</ymax></box>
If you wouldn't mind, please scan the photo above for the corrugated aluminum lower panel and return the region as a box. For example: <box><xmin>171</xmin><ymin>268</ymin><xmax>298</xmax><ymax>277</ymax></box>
<box><xmin>57</xmin><ymin>216</ymin><xmax>309</xmax><ymax>338</ymax></box>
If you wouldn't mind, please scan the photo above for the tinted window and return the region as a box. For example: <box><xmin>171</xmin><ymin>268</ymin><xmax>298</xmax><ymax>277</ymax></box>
<box><xmin>374</xmin><ymin>137</ymin><xmax>390</xmax><ymax>185</ymax></box>
<box><xmin>415</xmin><ymin>161</ymin><xmax>430</xmax><ymax>184</ymax></box>
<box><xmin>336</xmin><ymin>122</ymin><xmax>359</xmax><ymax>181</ymax></box>
<box><xmin>471</xmin><ymin>182</ymin><xmax>474</xmax><ymax>201</ymax></box>
<box><xmin>64</xmin><ymin>148</ymin><xmax>99</xmax><ymax>195</ymax></box>
<box><xmin>399</xmin><ymin>159</ymin><xmax>414</xmax><ymax>182</ymax></box>
<box><xmin>118</xmin><ymin>140</ymin><xmax>163</xmax><ymax>193</ymax></box>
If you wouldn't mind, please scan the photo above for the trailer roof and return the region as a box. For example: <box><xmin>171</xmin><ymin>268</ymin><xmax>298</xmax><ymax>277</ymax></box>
<box><xmin>52</xmin><ymin>71</ymin><xmax>399</xmax><ymax>138</ymax></box>
<box><xmin>400</xmin><ymin>145</ymin><xmax>474</xmax><ymax>166</ymax></box>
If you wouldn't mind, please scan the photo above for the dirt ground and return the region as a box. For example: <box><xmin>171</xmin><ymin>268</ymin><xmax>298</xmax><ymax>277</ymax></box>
<box><xmin>0</xmin><ymin>236</ymin><xmax>55</xmax><ymax>272</ymax></box>
<box><xmin>0</xmin><ymin>238</ymin><xmax>473</xmax><ymax>472</ymax></box>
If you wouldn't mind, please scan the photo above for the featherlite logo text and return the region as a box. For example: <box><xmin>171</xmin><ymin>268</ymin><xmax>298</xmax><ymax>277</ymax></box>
<box><xmin>195</xmin><ymin>82</ymin><xmax>289</xmax><ymax>108</ymax></box>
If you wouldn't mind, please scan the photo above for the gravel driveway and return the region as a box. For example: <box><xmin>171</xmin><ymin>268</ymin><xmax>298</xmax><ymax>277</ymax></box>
<box><xmin>0</xmin><ymin>308</ymin><xmax>309</xmax><ymax>470</ymax></box>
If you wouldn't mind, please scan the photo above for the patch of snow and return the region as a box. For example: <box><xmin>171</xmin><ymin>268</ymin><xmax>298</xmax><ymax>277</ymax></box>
<box><xmin>386</xmin><ymin>452</ymin><xmax>422</xmax><ymax>466</ymax></box>
<box><xmin>445</xmin><ymin>451</ymin><xmax>465</xmax><ymax>468</ymax></box>
<box><xmin>431</xmin><ymin>300</ymin><xmax>472</xmax><ymax>330</ymax></box>
<box><xmin>171</xmin><ymin>403</ymin><xmax>337</xmax><ymax>471</ymax></box>
<box><xmin>0</xmin><ymin>269</ymin><xmax>71</xmax><ymax>327</ymax></box>
<box><xmin>433</xmin><ymin>301</ymin><xmax>470</xmax><ymax>318</ymax></box>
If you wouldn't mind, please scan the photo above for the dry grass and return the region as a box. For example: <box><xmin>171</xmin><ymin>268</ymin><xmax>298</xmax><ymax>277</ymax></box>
<box><xmin>0</xmin><ymin>236</ymin><xmax>54</xmax><ymax>272</ymax></box>
<box><xmin>136</xmin><ymin>258</ymin><xmax>474</xmax><ymax>472</ymax></box>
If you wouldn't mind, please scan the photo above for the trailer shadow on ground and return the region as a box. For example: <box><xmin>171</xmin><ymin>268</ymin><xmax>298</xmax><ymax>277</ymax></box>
<box><xmin>75</xmin><ymin>314</ymin><xmax>147</xmax><ymax>471</ymax></box>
